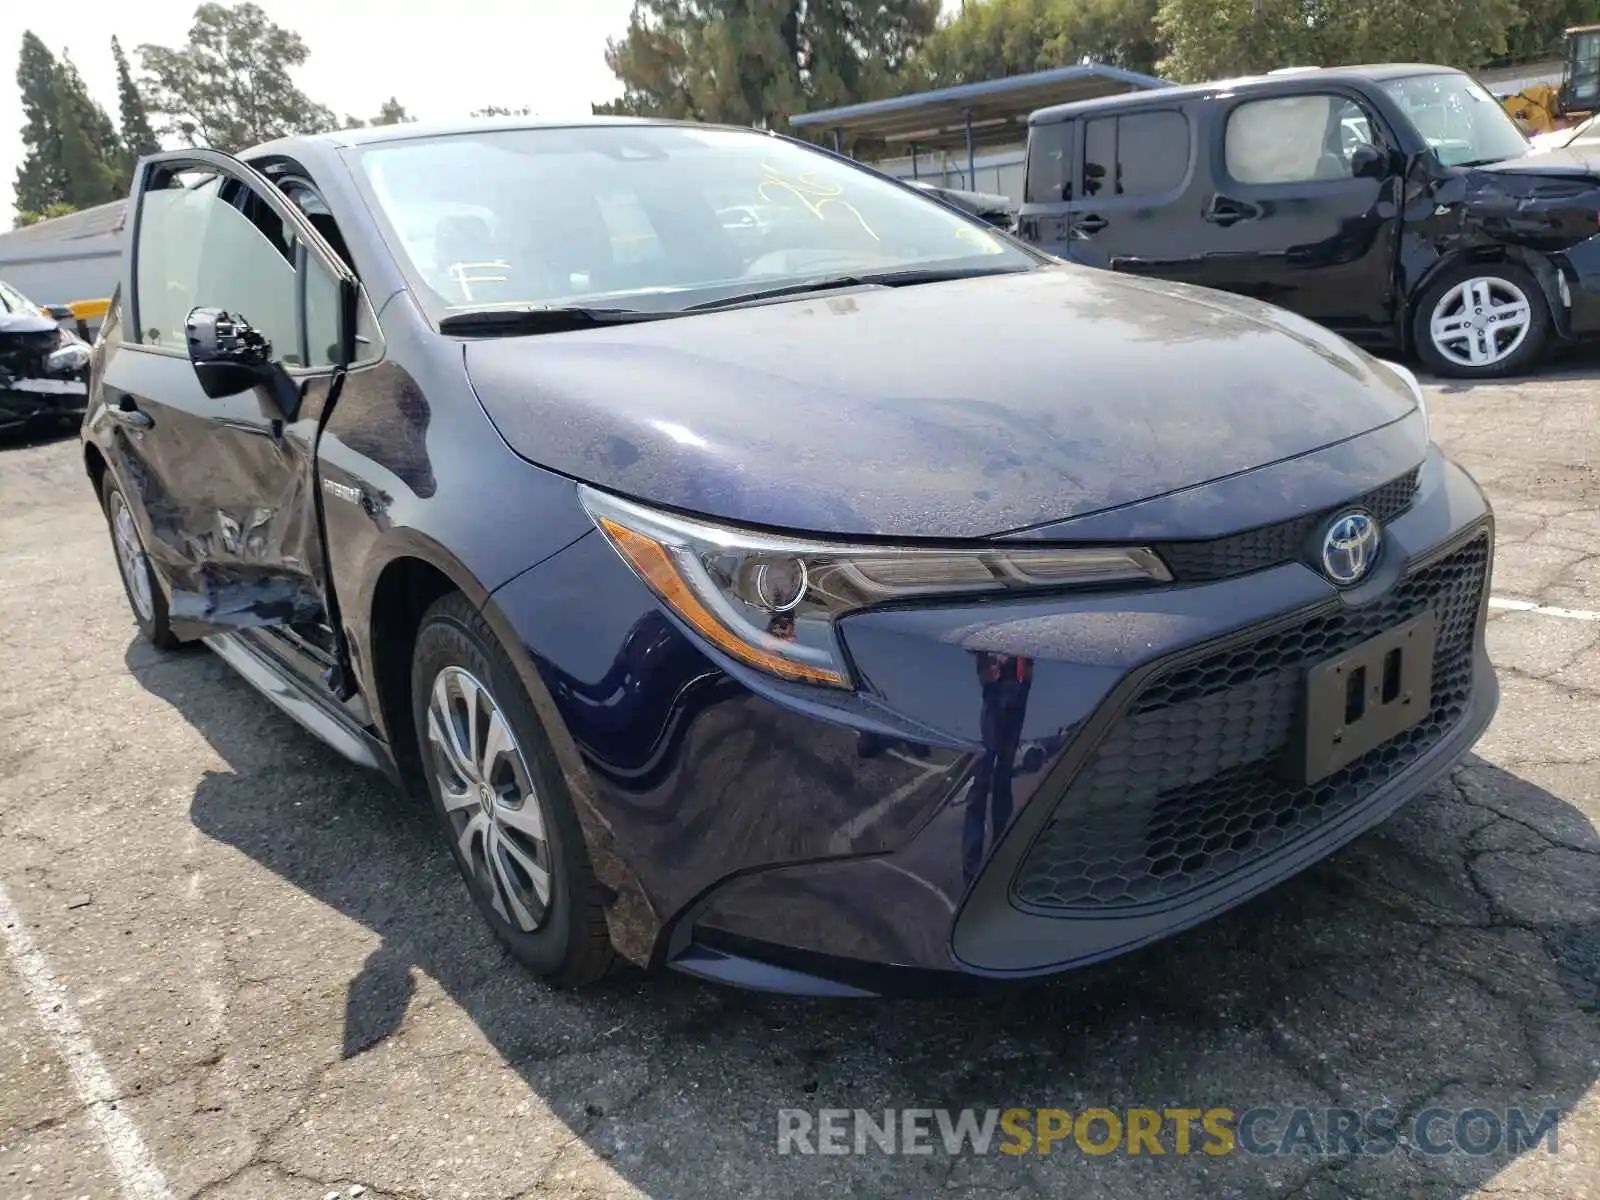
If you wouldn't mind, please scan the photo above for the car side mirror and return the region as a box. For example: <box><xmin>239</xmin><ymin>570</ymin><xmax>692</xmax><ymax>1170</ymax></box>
<box><xmin>1349</xmin><ymin>143</ymin><xmax>1388</xmax><ymax>180</ymax></box>
<box><xmin>185</xmin><ymin>307</ymin><xmax>300</xmax><ymax>419</ymax></box>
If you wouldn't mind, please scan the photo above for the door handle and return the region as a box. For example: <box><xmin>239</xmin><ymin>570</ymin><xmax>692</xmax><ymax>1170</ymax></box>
<box><xmin>1204</xmin><ymin>197</ymin><xmax>1261</xmax><ymax>227</ymax></box>
<box><xmin>1072</xmin><ymin>214</ymin><xmax>1109</xmax><ymax>234</ymax></box>
<box><xmin>107</xmin><ymin>404</ymin><xmax>153</xmax><ymax>430</ymax></box>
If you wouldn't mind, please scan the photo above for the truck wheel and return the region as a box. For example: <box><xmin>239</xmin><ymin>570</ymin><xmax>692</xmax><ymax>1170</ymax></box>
<box><xmin>1413</xmin><ymin>262</ymin><xmax>1551</xmax><ymax>380</ymax></box>
<box><xmin>410</xmin><ymin>592</ymin><xmax>617</xmax><ymax>988</ymax></box>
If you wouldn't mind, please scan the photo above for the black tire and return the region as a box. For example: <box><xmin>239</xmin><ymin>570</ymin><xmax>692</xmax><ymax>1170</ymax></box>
<box><xmin>1412</xmin><ymin>261</ymin><xmax>1552</xmax><ymax>380</ymax></box>
<box><xmin>410</xmin><ymin>592</ymin><xmax>616</xmax><ymax>987</ymax></box>
<box><xmin>99</xmin><ymin>472</ymin><xmax>179</xmax><ymax>649</ymax></box>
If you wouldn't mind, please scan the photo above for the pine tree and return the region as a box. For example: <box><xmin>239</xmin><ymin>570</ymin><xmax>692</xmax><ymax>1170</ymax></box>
<box><xmin>111</xmin><ymin>36</ymin><xmax>158</xmax><ymax>166</ymax></box>
<box><xmin>55</xmin><ymin>79</ymin><xmax>121</xmax><ymax>208</ymax></box>
<box><xmin>15</xmin><ymin>32</ymin><xmax>66</xmax><ymax>215</ymax></box>
<box><xmin>55</xmin><ymin>52</ymin><xmax>123</xmax><ymax>205</ymax></box>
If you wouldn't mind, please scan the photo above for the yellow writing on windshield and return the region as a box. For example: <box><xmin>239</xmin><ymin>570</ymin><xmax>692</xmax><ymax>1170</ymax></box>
<box><xmin>756</xmin><ymin>162</ymin><xmax>880</xmax><ymax>241</ymax></box>
<box><xmin>952</xmin><ymin>224</ymin><xmax>1005</xmax><ymax>255</ymax></box>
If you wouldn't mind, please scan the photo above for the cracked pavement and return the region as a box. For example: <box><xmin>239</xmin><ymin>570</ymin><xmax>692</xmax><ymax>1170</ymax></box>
<box><xmin>1</xmin><ymin>358</ymin><xmax>1598</xmax><ymax>1200</ymax></box>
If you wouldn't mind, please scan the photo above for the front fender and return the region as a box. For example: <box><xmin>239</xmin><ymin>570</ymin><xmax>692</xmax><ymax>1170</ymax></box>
<box><xmin>1401</xmin><ymin>241</ymin><xmax>1570</xmax><ymax>348</ymax></box>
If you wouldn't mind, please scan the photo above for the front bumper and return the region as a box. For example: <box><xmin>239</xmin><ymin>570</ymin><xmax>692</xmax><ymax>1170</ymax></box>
<box><xmin>0</xmin><ymin>378</ymin><xmax>88</xmax><ymax>432</ymax></box>
<box><xmin>492</xmin><ymin>446</ymin><xmax>1496</xmax><ymax>995</ymax></box>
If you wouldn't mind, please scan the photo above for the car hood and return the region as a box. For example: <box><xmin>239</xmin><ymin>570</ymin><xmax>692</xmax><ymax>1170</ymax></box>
<box><xmin>0</xmin><ymin>310</ymin><xmax>58</xmax><ymax>336</ymax></box>
<box><xmin>1474</xmin><ymin>146</ymin><xmax>1600</xmax><ymax>177</ymax></box>
<box><xmin>464</xmin><ymin>267</ymin><xmax>1420</xmax><ymax>539</ymax></box>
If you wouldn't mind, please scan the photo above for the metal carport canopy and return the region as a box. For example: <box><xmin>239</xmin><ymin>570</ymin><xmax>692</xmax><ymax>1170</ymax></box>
<box><xmin>789</xmin><ymin>63</ymin><xmax>1171</xmax><ymax>156</ymax></box>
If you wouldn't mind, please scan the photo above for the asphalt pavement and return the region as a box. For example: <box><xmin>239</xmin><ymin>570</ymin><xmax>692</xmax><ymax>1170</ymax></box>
<box><xmin>1</xmin><ymin>360</ymin><xmax>1598</xmax><ymax>1200</ymax></box>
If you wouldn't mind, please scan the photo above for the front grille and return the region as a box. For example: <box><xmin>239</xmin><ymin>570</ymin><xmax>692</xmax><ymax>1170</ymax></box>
<box><xmin>1156</xmin><ymin>467</ymin><xmax>1421</xmax><ymax>582</ymax></box>
<box><xmin>0</xmin><ymin>330</ymin><xmax>59</xmax><ymax>373</ymax></box>
<box><xmin>1012</xmin><ymin>531</ymin><xmax>1489</xmax><ymax>913</ymax></box>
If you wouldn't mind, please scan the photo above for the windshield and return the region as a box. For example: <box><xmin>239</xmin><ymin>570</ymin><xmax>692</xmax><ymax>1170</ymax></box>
<box><xmin>350</xmin><ymin>124</ymin><xmax>1035</xmax><ymax>320</ymax></box>
<box><xmin>0</xmin><ymin>280</ymin><xmax>43</xmax><ymax>316</ymax></box>
<box><xmin>1381</xmin><ymin>72</ymin><xmax>1530</xmax><ymax>167</ymax></box>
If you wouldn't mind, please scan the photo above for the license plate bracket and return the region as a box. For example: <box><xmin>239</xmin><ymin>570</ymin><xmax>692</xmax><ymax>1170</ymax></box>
<box><xmin>1297</xmin><ymin>611</ymin><xmax>1436</xmax><ymax>785</ymax></box>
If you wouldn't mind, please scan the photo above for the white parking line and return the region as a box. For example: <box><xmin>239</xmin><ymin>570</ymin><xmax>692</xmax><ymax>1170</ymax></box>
<box><xmin>0</xmin><ymin>882</ymin><xmax>173</xmax><ymax>1200</ymax></box>
<box><xmin>1489</xmin><ymin>597</ymin><xmax>1600</xmax><ymax>622</ymax></box>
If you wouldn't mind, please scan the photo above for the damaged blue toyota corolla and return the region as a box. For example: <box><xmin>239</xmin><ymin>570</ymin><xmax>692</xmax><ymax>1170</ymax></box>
<box><xmin>83</xmin><ymin>119</ymin><xmax>1497</xmax><ymax>995</ymax></box>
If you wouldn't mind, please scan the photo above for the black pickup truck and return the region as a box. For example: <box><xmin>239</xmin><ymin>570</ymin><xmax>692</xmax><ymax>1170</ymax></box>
<box><xmin>1019</xmin><ymin>64</ymin><xmax>1600</xmax><ymax>378</ymax></box>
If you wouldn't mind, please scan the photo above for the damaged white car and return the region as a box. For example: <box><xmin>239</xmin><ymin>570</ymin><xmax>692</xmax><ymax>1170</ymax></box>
<box><xmin>0</xmin><ymin>279</ymin><xmax>92</xmax><ymax>434</ymax></box>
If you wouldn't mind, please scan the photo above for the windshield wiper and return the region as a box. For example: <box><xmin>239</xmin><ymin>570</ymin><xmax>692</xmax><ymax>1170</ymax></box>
<box><xmin>438</xmin><ymin>305</ymin><xmax>678</xmax><ymax>335</ymax></box>
<box><xmin>683</xmin><ymin>275</ymin><xmax>870</xmax><ymax>311</ymax></box>
<box><xmin>684</xmin><ymin>264</ymin><xmax>1031</xmax><ymax>312</ymax></box>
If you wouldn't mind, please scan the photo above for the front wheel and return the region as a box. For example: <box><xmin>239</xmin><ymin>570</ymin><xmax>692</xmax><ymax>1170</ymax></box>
<box><xmin>1412</xmin><ymin>263</ymin><xmax>1552</xmax><ymax>380</ymax></box>
<box><xmin>410</xmin><ymin>593</ymin><xmax>616</xmax><ymax>987</ymax></box>
<box><xmin>99</xmin><ymin>473</ymin><xmax>178</xmax><ymax>649</ymax></box>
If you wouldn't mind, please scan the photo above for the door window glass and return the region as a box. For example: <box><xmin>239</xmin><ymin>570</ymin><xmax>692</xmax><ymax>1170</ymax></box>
<box><xmin>1082</xmin><ymin>111</ymin><xmax>1189</xmax><ymax>198</ymax></box>
<box><xmin>1084</xmin><ymin>118</ymin><xmax>1115</xmax><ymax>197</ymax></box>
<box><xmin>304</xmin><ymin>255</ymin><xmax>343</xmax><ymax>368</ymax></box>
<box><xmin>1116</xmin><ymin>111</ymin><xmax>1189</xmax><ymax>195</ymax></box>
<box><xmin>1226</xmin><ymin>94</ymin><xmax>1373</xmax><ymax>184</ymax></box>
<box><xmin>1025</xmin><ymin>121</ymin><xmax>1073</xmax><ymax>203</ymax></box>
<box><xmin>135</xmin><ymin>175</ymin><xmax>298</xmax><ymax>358</ymax></box>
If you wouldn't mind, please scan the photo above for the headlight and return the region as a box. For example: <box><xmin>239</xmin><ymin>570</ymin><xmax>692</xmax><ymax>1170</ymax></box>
<box><xmin>580</xmin><ymin>487</ymin><xmax>1170</xmax><ymax>688</ymax></box>
<box><xmin>46</xmin><ymin>341</ymin><xmax>90</xmax><ymax>374</ymax></box>
<box><xmin>1379</xmin><ymin>359</ymin><xmax>1427</xmax><ymax>438</ymax></box>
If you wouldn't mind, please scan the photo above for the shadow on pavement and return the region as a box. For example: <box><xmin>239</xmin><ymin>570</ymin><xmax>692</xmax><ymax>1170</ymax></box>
<box><xmin>1420</xmin><ymin>342</ymin><xmax>1600</xmax><ymax>395</ymax></box>
<box><xmin>0</xmin><ymin>417</ymin><xmax>81</xmax><ymax>451</ymax></box>
<box><xmin>132</xmin><ymin>638</ymin><xmax>1600</xmax><ymax>1197</ymax></box>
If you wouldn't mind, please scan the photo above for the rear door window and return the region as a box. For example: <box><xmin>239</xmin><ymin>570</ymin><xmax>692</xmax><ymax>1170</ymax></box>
<box><xmin>1083</xmin><ymin>110</ymin><xmax>1190</xmax><ymax>198</ymax></box>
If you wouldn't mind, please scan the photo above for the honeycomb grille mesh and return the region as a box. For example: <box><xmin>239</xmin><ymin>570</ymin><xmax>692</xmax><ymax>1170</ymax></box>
<box><xmin>1156</xmin><ymin>468</ymin><xmax>1421</xmax><ymax>582</ymax></box>
<box><xmin>1012</xmin><ymin>532</ymin><xmax>1489</xmax><ymax>913</ymax></box>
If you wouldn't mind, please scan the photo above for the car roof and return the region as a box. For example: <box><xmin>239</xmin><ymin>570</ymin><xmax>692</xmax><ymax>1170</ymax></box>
<box><xmin>1028</xmin><ymin>64</ymin><xmax>1463</xmax><ymax>125</ymax></box>
<box><xmin>241</xmin><ymin>115</ymin><xmax>764</xmax><ymax>161</ymax></box>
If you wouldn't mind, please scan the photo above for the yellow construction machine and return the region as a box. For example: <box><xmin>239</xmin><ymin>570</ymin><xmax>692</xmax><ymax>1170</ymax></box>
<box><xmin>1497</xmin><ymin>24</ymin><xmax>1600</xmax><ymax>135</ymax></box>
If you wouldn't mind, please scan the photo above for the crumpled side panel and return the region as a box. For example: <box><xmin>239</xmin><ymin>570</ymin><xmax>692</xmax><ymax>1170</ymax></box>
<box><xmin>117</xmin><ymin>412</ymin><xmax>328</xmax><ymax>638</ymax></box>
<box><xmin>1399</xmin><ymin>167</ymin><xmax>1600</xmax><ymax>312</ymax></box>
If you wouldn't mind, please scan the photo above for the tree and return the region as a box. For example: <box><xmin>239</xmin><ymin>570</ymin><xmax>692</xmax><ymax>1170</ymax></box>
<box><xmin>14</xmin><ymin>32</ymin><xmax>65</xmax><ymax>215</ymax></box>
<box><xmin>14</xmin><ymin>202</ymin><xmax>79</xmax><ymax>229</ymax></box>
<box><xmin>54</xmin><ymin>58</ymin><xmax>122</xmax><ymax>208</ymax></box>
<box><xmin>137</xmin><ymin>2</ymin><xmax>337</xmax><ymax>152</ymax></box>
<box><xmin>342</xmin><ymin>97</ymin><xmax>415</xmax><ymax>129</ymax></box>
<box><xmin>593</xmin><ymin>0</ymin><xmax>940</xmax><ymax>130</ymax></box>
<box><xmin>915</xmin><ymin>0</ymin><xmax>1164</xmax><ymax>89</ymax></box>
<box><xmin>1155</xmin><ymin>0</ymin><xmax>1521</xmax><ymax>83</ymax></box>
<box><xmin>111</xmin><ymin>36</ymin><xmax>157</xmax><ymax>167</ymax></box>
<box><xmin>55</xmin><ymin>53</ymin><xmax>123</xmax><ymax>205</ymax></box>
<box><xmin>14</xmin><ymin>32</ymin><xmax>124</xmax><ymax>215</ymax></box>
<box><xmin>373</xmin><ymin>97</ymin><xmax>413</xmax><ymax>125</ymax></box>
<box><xmin>1501</xmin><ymin>0</ymin><xmax>1600</xmax><ymax>61</ymax></box>
<box><xmin>471</xmin><ymin>104</ymin><xmax>535</xmax><ymax>117</ymax></box>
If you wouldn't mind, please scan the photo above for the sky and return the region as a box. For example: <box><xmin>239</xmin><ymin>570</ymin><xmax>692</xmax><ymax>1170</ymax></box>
<box><xmin>2</xmin><ymin>0</ymin><xmax>639</xmax><ymax>219</ymax></box>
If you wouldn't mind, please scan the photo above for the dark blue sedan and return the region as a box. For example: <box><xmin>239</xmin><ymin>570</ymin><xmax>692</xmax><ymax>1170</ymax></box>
<box><xmin>82</xmin><ymin>118</ymin><xmax>1497</xmax><ymax>995</ymax></box>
